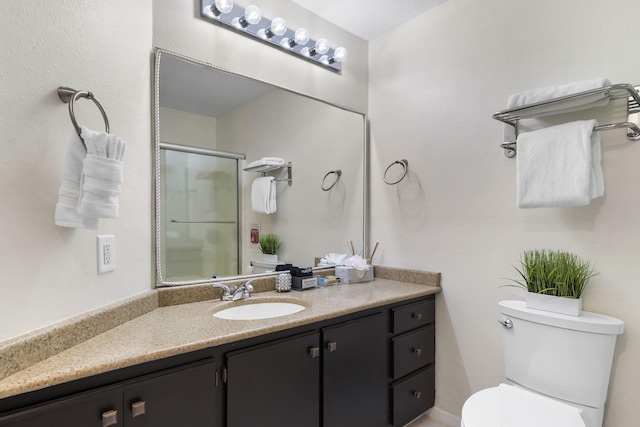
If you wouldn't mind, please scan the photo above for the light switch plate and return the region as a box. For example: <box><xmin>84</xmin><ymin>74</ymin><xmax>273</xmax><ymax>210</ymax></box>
<box><xmin>97</xmin><ymin>235</ymin><xmax>115</xmax><ymax>274</ymax></box>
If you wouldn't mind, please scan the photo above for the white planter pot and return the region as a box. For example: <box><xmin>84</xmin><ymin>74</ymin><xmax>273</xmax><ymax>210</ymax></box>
<box><xmin>526</xmin><ymin>292</ymin><xmax>583</xmax><ymax>316</ymax></box>
<box><xmin>262</xmin><ymin>254</ymin><xmax>278</xmax><ymax>263</ymax></box>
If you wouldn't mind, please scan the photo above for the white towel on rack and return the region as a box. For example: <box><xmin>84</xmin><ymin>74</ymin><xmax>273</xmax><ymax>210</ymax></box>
<box><xmin>516</xmin><ymin>119</ymin><xmax>604</xmax><ymax>208</ymax></box>
<box><xmin>77</xmin><ymin>127</ymin><xmax>127</xmax><ymax>218</ymax></box>
<box><xmin>251</xmin><ymin>176</ymin><xmax>277</xmax><ymax>214</ymax></box>
<box><xmin>504</xmin><ymin>78</ymin><xmax>612</xmax><ymax>142</ymax></box>
<box><xmin>54</xmin><ymin>131</ymin><xmax>100</xmax><ymax>229</ymax></box>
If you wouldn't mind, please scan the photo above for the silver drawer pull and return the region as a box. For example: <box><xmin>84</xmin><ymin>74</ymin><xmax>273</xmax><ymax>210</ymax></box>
<box><xmin>413</xmin><ymin>391</ymin><xmax>422</xmax><ymax>399</ymax></box>
<box><xmin>309</xmin><ymin>347</ymin><xmax>320</xmax><ymax>358</ymax></box>
<box><xmin>132</xmin><ymin>401</ymin><xmax>146</xmax><ymax>418</ymax></box>
<box><xmin>327</xmin><ymin>341</ymin><xmax>337</xmax><ymax>352</ymax></box>
<box><xmin>412</xmin><ymin>313</ymin><xmax>423</xmax><ymax>320</ymax></box>
<box><xmin>102</xmin><ymin>410</ymin><xmax>118</xmax><ymax>427</ymax></box>
<box><xmin>412</xmin><ymin>348</ymin><xmax>422</xmax><ymax>356</ymax></box>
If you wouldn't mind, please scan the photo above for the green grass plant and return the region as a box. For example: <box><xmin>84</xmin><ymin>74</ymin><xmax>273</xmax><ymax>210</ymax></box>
<box><xmin>259</xmin><ymin>233</ymin><xmax>281</xmax><ymax>255</ymax></box>
<box><xmin>511</xmin><ymin>249</ymin><xmax>597</xmax><ymax>299</ymax></box>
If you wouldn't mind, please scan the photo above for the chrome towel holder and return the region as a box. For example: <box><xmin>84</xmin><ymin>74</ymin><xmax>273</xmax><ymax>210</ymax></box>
<box><xmin>493</xmin><ymin>83</ymin><xmax>640</xmax><ymax>157</ymax></box>
<box><xmin>321</xmin><ymin>169</ymin><xmax>341</xmax><ymax>191</ymax></box>
<box><xmin>383</xmin><ymin>159</ymin><xmax>408</xmax><ymax>185</ymax></box>
<box><xmin>57</xmin><ymin>86</ymin><xmax>110</xmax><ymax>148</ymax></box>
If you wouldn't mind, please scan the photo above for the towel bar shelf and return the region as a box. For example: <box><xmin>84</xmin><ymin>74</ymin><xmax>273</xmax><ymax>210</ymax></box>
<box><xmin>245</xmin><ymin>162</ymin><xmax>293</xmax><ymax>186</ymax></box>
<box><xmin>493</xmin><ymin>83</ymin><xmax>640</xmax><ymax>157</ymax></box>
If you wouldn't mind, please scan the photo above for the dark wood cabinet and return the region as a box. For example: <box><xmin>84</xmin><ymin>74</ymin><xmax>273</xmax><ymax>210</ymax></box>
<box><xmin>390</xmin><ymin>297</ymin><xmax>436</xmax><ymax>426</ymax></box>
<box><xmin>122</xmin><ymin>359</ymin><xmax>216</xmax><ymax>426</ymax></box>
<box><xmin>0</xmin><ymin>385</ymin><xmax>122</xmax><ymax>427</ymax></box>
<box><xmin>322</xmin><ymin>313</ymin><xmax>387</xmax><ymax>427</ymax></box>
<box><xmin>226</xmin><ymin>331</ymin><xmax>321</xmax><ymax>427</ymax></box>
<box><xmin>0</xmin><ymin>359</ymin><xmax>216</xmax><ymax>427</ymax></box>
<box><xmin>225</xmin><ymin>313</ymin><xmax>388</xmax><ymax>427</ymax></box>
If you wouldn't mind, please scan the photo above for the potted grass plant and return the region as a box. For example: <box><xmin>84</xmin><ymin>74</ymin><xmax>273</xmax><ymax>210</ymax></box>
<box><xmin>259</xmin><ymin>233</ymin><xmax>282</xmax><ymax>262</ymax></box>
<box><xmin>510</xmin><ymin>249</ymin><xmax>598</xmax><ymax>316</ymax></box>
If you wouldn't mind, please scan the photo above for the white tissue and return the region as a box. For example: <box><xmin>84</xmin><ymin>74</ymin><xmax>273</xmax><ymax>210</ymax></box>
<box><xmin>342</xmin><ymin>255</ymin><xmax>370</xmax><ymax>273</ymax></box>
<box><xmin>318</xmin><ymin>253</ymin><xmax>348</xmax><ymax>267</ymax></box>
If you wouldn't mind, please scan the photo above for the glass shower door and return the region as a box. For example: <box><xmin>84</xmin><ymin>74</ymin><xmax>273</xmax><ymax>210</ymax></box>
<box><xmin>160</xmin><ymin>145</ymin><xmax>241</xmax><ymax>281</ymax></box>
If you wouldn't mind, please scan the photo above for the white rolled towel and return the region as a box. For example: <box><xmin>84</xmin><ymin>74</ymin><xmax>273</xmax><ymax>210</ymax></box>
<box><xmin>77</xmin><ymin>127</ymin><xmax>127</xmax><ymax>219</ymax></box>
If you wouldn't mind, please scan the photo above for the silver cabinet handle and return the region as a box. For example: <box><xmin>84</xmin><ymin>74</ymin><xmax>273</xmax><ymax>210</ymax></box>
<box><xmin>498</xmin><ymin>318</ymin><xmax>513</xmax><ymax>329</ymax></box>
<box><xmin>413</xmin><ymin>348</ymin><xmax>422</xmax><ymax>356</ymax></box>
<box><xmin>326</xmin><ymin>341</ymin><xmax>337</xmax><ymax>352</ymax></box>
<box><xmin>412</xmin><ymin>313</ymin><xmax>423</xmax><ymax>320</ymax></box>
<box><xmin>102</xmin><ymin>410</ymin><xmax>118</xmax><ymax>427</ymax></box>
<box><xmin>132</xmin><ymin>401</ymin><xmax>146</xmax><ymax>418</ymax></box>
<box><xmin>309</xmin><ymin>347</ymin><xmax>320</xmax><ymax>358</ymax></box>
<box><xmin>413</xmin><ymin>391</ymin><xmax>422</xmax><ymax>399</ymax></box>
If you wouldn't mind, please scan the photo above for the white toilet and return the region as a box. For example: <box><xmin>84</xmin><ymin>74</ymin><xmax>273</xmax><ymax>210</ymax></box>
<box><xmin>461</xmin><ymin>300</ymin><xmax>624</xmax><ymax>427</ymax></box>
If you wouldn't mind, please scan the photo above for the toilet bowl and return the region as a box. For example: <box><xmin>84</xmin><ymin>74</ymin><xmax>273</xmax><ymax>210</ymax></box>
<box><xmin>461</xmin><ymin>383</ymin><xmax>585</xmax><ymax>427</ymax></box>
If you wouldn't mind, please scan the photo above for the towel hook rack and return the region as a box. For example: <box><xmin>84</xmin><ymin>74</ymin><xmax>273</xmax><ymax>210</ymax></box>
<box><xmin>383</xmin><ymin>159</ymin><xmax>408</xmax><ymax>185</ymax></box>
<box><xmin>493</xmin><ymin>83</ymin><xmax>640</xmax><ymax>157</ymax></box>
<box><xmin>321</xmin><ymin>169</ymin><xmax>342</xmax><ymax>191</ymax></box>
<box><xmin>57</xmin><ymin>86</ymin><xmax>110</xmax><ymax>148</ymax></box>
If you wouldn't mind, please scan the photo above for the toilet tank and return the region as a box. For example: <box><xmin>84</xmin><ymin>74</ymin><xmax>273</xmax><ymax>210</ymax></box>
<box><xmin>499</xmin><ymin>300</ymin><xmax>624</xmax><ymax>408</ymax></box>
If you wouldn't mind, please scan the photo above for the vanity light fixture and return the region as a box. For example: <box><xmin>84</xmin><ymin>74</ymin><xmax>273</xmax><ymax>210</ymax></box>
<box><xmin>200</xmin><ymin>0</ymin><xmax>348</xmax><ymax>72</ymax></box>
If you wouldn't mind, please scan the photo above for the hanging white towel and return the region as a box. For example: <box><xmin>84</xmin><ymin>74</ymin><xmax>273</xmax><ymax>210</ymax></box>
<box><xmin>504</xmin><ymin>78</ymin><xmax>612</xmax><ymax>142</ymax></box>
<box><xmin>251</xmin><ymin>176</ymin><xmax>277</xmax><ymax>214</ymax></box>
<box><xmin>516</xmin><ymin>119</ymin><xmax>604</xmax><ymax>208</ymax></box>
<box><xmin>77</xmin><ymin>127</ymin><xmax>127</xmax><ymax>218</ymax></box>
<box><xmin>54</xmin><ymin>131</ymin><xmax>99</xmax><ymax>229</ymax></box>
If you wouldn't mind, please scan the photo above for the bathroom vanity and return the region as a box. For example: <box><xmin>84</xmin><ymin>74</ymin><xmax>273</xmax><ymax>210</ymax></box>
<box><xmin>0</xmin><ymin>274</ymin><xmax>439</xmax><ymax>427</ymax></box>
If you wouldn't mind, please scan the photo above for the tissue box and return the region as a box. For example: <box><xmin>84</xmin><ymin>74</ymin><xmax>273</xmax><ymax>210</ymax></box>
<box><xmin>335</xmin><ymin>266</ymin><xmax>374</xmax><ymax>284</ymax></box>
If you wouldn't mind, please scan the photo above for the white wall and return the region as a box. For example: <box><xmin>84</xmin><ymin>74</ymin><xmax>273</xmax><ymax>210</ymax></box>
<box><xmin>0</xmin><ymin>1</ymin><xmax>153</xmax><ymax>341</ymax></box>
<box><xmin>369</xmin><ymin>0</ymin><xmax>640</xmax><ymax>425</ymax></box>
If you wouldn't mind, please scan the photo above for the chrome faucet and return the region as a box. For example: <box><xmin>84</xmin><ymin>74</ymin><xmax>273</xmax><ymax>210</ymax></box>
<box><xmin>212</xmin><ymin>279</ymin><xmax>255</xmax><ymax>301</ymax></box>
<box><xmin>228</xmin><ymin>279</ymin><xmax>255</xmax><ymax>301</ymax></box>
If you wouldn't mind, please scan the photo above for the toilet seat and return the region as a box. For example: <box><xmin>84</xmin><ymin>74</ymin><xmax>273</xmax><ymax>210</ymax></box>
<box><xmin>461</xmin><ymin>384</ymin><xmax>585</xmax><ymax>427</ymax></box>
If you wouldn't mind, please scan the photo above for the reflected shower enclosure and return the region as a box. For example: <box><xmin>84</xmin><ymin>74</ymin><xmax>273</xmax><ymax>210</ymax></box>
<box><xmin>160</xmin><ymin>143</ymin><xmax>243</xmax><ymax>281</ymax></box>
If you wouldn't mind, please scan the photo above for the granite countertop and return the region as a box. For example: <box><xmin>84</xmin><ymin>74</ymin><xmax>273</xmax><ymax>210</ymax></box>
<box><xmin>0</xmin><ymin>270</ymin><xmax>440</xmax><ymax>400</ymax></box>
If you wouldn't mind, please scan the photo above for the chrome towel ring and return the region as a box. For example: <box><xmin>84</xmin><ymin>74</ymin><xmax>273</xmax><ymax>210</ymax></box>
<box><xmin>321</xmin><ymin>169</ymin><xmax>342</xmax><ymax>191</ymax></box>
<box><xmin>383</xmin><ymin>159</ymin><xmax>408</xmax><ymax>185</ymax></box>
<box><xmin>57</xmin><ymin>86</ymin><xmax>110</xmax><ymax>148</ymax></box>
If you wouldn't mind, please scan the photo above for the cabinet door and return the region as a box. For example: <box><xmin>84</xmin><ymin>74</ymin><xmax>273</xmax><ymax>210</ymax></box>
<box><xmin>322</xmin><ymin>313</ymin><xmax>387</xmax><ymax>427</ymax></box>
<box><xmin>0</xmin><ymin>385</ymin><xmax>122</xmax><ymax>427</ymax></box>
<box><xmin>226</xmin><ymin>331</ymin><xmax>320</xmax><ymax>427</ymax></box>
<box><xmin>122</xmin><ymin>359</ymin><xmax>216</xmax><ymax>427</ymax></box>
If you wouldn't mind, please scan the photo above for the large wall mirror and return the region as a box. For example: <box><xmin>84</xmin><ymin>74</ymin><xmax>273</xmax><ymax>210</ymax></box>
<box><xmin>154</xmin><ymin>49</ymin><xmax>368</xmax><ymax>287</ymax></box>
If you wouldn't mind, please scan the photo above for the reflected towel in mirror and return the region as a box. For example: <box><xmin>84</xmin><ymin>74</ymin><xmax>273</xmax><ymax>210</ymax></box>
<box><xmin>251</xmin><ymin>176</ymin><xmax>276</xmax><ymax>214</ymax></box>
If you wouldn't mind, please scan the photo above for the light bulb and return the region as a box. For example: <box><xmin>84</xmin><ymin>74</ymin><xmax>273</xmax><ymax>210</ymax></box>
<box><xmin>270</xmin><ymin>18</ymin><xmax>287</xmax><ymax>36</ymax></box>
<box><xmin>214</xmin><ymin>0</ymin><xmax>233</xmax><ymax>14</ymax></box>
<box><xmin>331</xmin><ymin>47</ymin><xmax>348</xmax><ymax>63</ymax></box>
<box><xmin>243</xmin><ymin>5</ymin><xmax>262</xmax><ymax>25</ymax></box>
<box><xmin>281</xmin><ymin>27</ymin><xmax>310</xmax><ymax>48</ymax></box>
<box><xmin>293</xmin><ymin>28</ymin><xmax>310</xmax><ymax>46</ymax></box>
<box><xmin>310</xmin><ymin>38</ymin><xmax>330</xmax><ymax>56</ymax></box>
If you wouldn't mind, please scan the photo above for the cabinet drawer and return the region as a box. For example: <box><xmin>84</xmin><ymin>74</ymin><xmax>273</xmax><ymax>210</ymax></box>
<box><xmin>392</xmin><ymin>325</ymin><xmax>434</xmax><ymax>379</ymax></box>
<box><xmin>392</xmin><ymin>298</ymin><xmax>434</xmax><ymax>334</ymax></box>
<box><xmin>391</xmin><ymin>365</ymin><xmax>435</xmax><ymax>427</ymax></box>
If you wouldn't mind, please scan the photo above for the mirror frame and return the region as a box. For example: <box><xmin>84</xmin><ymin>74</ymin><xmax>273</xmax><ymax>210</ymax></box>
<box><xmin>153</xmin><ymin>48</ymin><xmax>369</xmax><ymax>287</ymax></box>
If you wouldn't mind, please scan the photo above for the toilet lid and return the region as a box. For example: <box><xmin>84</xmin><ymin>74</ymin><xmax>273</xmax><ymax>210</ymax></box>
<box><xmin>461</xmin><ymin>384</ymin><xmax>585</xmax><ymax>427</ymax></box>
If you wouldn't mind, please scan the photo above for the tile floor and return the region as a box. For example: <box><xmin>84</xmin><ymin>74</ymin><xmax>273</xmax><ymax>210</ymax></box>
<box><xmin>405</xmin><ymin>413</ymin><xmax>449</xmax><ymax>427</ymax></box>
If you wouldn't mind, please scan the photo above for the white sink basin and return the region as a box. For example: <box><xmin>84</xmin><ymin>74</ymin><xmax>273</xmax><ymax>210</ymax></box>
<box><xmin>213</xmin><ymin>301</ymin><xmax>306</xmax><ymax>320</ymax></box>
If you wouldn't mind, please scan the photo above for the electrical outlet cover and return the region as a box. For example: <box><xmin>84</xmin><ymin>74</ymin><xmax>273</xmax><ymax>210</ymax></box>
<box><xmin>97</xmin><ymin>235</ymin><xmax>115</xmax><ymax>274</ymax></box>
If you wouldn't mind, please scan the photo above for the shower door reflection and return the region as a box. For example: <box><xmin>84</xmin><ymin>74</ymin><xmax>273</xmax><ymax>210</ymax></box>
<box><xmin>160</xmin><ymin>144</ymin><xmax>243</xmax><ymax>281</ymax></box>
